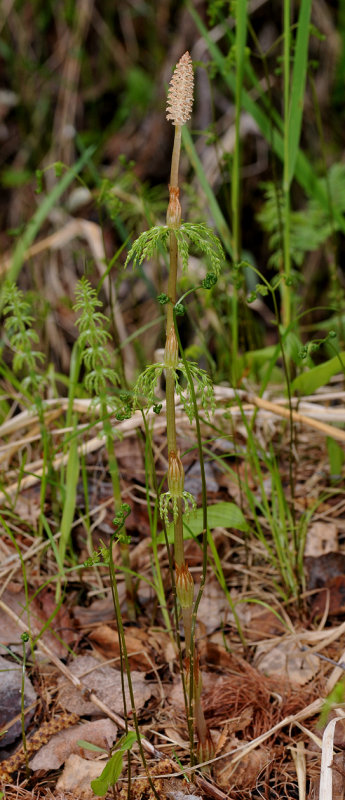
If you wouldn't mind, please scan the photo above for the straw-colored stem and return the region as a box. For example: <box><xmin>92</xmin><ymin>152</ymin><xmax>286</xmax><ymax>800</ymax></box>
<box><xmin>167</xmin><ymin>234</ymin><xmax>178</xmax><ymax>325</ymax></box>
<box><xmin>165</xmin><ymin>369</ymin><xmax>177</xmax><ymax>454</ymax></box>
<box><xmin>182</xmin><ymin>605</ymin><xmax>192</xmax><ymax>654</ymax></box>
<box><xmin>170</xmin><ymin>125</ymin><xmax>182</xmax><ymax>187</ymax></box>
<box><xmin>174</xmin><ymin>499</ymin><xmax>184</xmax><ymax>568</ymax></box>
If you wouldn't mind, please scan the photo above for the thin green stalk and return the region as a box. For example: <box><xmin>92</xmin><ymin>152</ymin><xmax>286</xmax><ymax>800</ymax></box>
<box><xmin>56</xmin><ymin>419</ymin><xmax>79</xmax><ymax>599</ymax></box>
<box><xmin>282</xmin><ymin>0</ymin><xmax>291</xmax><ymax>327</ymax></box>
<box><xmin>231</xmin><ymin>0</ymin><xmax>247</xmax><ymax>384</ymax></box>
<box><xmin>139</xmin><ymin>413</ymin><xmax>193</xmax><ymax>750</ymax></box>
<box><xmin>140</xmin><ymin>411</ymin><xmax>176</xmax><ymax>643</ymax></box>
<box><xmin>173</xmin><ymin>309</ymin><xmax>212</xmax><ymax>762</ymax></box>
<box><xmin>0</xmin><ymin>515</ymin><xmax>39</xmax><ymax>671</ymax></box>
<box><xmin>100</xmin><ymin>398</ymin><xmax>135</xmax><ymax>620</ymax></box>
<box><xmin>20</xmin><ymin>633</ymin><xmax>30</xmax><ymax>779</ymax></box>
<box><xmin>108</xmin><ymin>530</ymin><xmax>160</xmax><ymax>800</ymax></box>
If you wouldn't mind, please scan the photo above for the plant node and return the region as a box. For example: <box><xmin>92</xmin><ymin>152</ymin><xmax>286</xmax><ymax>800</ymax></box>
<box><xmin>175</xmin><ymin>562</ymin><xmax>194</xmax><ymax>608</ymax></box>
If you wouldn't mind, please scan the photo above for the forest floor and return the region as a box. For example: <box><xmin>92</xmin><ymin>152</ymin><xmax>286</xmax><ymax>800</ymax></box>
<box><xmin>1</xmin><ymin>386</ymin><xmax>345</xmax><ymax>799</ymax></box>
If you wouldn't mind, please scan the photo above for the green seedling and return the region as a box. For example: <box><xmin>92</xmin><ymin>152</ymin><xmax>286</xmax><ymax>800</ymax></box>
<box><xmin>76</xmin><ymin>732</ymin><xmax>137</xmax><ymax>797</ymax></box>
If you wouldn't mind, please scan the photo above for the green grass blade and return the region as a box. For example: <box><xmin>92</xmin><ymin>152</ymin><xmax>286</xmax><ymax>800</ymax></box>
<box><xmin>58</xmin><ymin>422</ymin><xmax>80</xmax><ymax>569</ymax></box>
<box><xmin>2</xmin><ymin>146</ymin><xmax>96</xmax><ymax>294</ymax></box>
<box><xmin>188</xmin><ymin>7</ymin><xmax>345</xmax><ymax>233</ymax></box>
<box><xmin>41</xmin><ymin>513</ymin><xmax>63</xmax><ymax>574</ymax></box>
<box><xmin>288</xmin><ymin>0</ymin><xmax>312</xmax><ymax>186</ymax></box>
<box><xmin>182</xmin><ymin>126</ymin><xmax>233</xmax><ymax>257</ymax></box>
<box><xmin>232</xmin><ymin>0</ymin><xmax>247</xmax><ymax>259</ymax></box>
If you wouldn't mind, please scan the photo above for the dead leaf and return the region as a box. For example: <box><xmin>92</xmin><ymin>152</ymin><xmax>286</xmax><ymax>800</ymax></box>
<box><xmin>197</xmin><ymin>580</ymin><xmax>230</xmax><ymax>634</ymax></box>
<box><xmin>164</xmin><ymin>728</ymin><xmax>190</xmax><ymax>749</ymax></box>
<box><xmin>89</xmin><ymin>623</ymin><xmax>171</xmax><ymax>671</ymax></box>
<box><xmin>215</xmin><ymin>744</ymin><xmax>270</xmax><ymax>789</ymax></box>
<box><xmin>255</xmin><ymin>639</ymin><xmax>319</xmax><ymax>686</ymax></box>
<box><xmin>165</xmin><ymin>792</ymin><xmax>202</xmax><ymax>800</ymax></box>
<box><xmin>58</xmin><ymin>654</ymin><xmax>158</xmax><ymax>716</ymax></box>
<box><xmin>168</xmin><ymin>671</ymin><xmax>225</xmax><ymax>711</ymax></box>
<box><xmin>241</xmin><ymin>605</ymin><xmax>286</xmax><ymax>638</ymax></box>
<box><xmin>0</xmin><ymin>586</ymin><xmax>75</xmax><ymax>658</ymax></box>
<box><xmin>305</xmin><ymin>552</ymin><xmax>345</xmax><ymax>590</ymax></box>
<box><xmin>89</xmin><ymin>624</ymin><xmax>149</xmax><ymax>669</ymax></box>
<box><xmin>115</xmin><ymin>435</ymin><xmax>145</xmax><ymax>482</ymax></box>
<box><xmin>311</xmin><ymin>575</ymin><xmax>345</xmax><ymax>619</ymax></box>
<box><xmin>30</xmin><ymin>719</ymin><xmax>117</xmax><ymax>771</ymax></box>
<box><xmin>325</xmin><ymin>713</ymin><xmax>345</xmax><ymax>748</ymax></box>
<box><xmin>33</xmin><ymin>585</ymin><xmax>76</xmax><ymax>646</ymax></box>
<box><xmin>56</xmin><ymin>753</ymin><xmax>106</xmax><ymax>795</ymax></box>
<box><xmin>73</xmin><ymin>597</ymin><xmax>115</xmax><ymax>627</ymax></box>
<box><xmin>304</xmin><ymin>521</ymin><xmax>338</xmax><ymax>557</ymax></box>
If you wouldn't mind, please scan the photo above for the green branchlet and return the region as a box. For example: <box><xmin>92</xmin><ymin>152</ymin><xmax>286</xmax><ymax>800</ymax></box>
<box><xmin>74</xmin><ymin>277</ymin><xmax>119</xmax><ymax>403</ymax></box>
<box><xmin>159</xmin><ymin>488</ymin><xmax>196</xmax><ymax>524</ymax></box>
<box><xmin>2</xmin><ymin>282</ymin><xmax>45</xmax><ymax>393</ymax></box>
<box><xmin>298</xmin><ymin>330</ymin><xmax>337</xmax><ymax>360</ymax></box>
<box><xmin>125</xmin><ymin>221</ymin><xmax>224</xmax><ymax>276</ymax></box>
<box><xmin>84</xmin><ymin>503</ymin><xmax>132</xmax><ymax>567</ymax></box>
<box><xmin>84</xmin><ymin>541</ymin><xmax>111</xmax><ymax>567</ymax></box>
<box><xmin>132</xmin><ymin>359</ymin><xmax>215</xmax><ymax>422</ymax></box>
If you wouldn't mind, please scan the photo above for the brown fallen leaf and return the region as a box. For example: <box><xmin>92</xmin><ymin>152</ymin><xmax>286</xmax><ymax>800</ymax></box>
<box><xmin>0</xmin><ymin>586</ymin><xmax>75</xmax><ymax>658</ymax></box>
<box><xmin>215</xmin><ymin>744</ymin><xmax>271</xmax><ymax>789</ymax></box>
<box><xmin>58</xmin><ymin>654</ymin><xmax>158</xmax><ymax>716</ymax></box>
<box><xmin>241</xmin><ymin>605</ymin><xmax>286</xmax><ymax>639</ymax></box>
<box><xmin>255</xmin><ymin>639</ymin><xmax>319</xmax><ymax>686</ymax></box>
<box><xmin>30</xmin><ymin>718</ymin><xmax>117</xmax><ymax>771</ymax></box>
<box><xmin>311</xmin><ymin>575</ymin><xmax>345</xmax><ymax>619</ymax></box>
<box><xmin>196</xmin><ymin>580</ymin><xmax>230</xmax><ymax>634</ymax></box>
<box><xmin>89</xmin><ymin>623</ymin><xmax>150</xmax><ymax>669</ymax></box>
<box><xmin>89</xmin><ymin>622</ymin><xmax>171</xmax><ymax>671</ymax></box>
<box><xmin>305</xmin><ymin>552</ymin><xmax>345</xmax><ymax>591</ymax></box>
<box><xmin>56</xmin><ymin>753</ymin><xmax>106</xmax><ymax>795</ymax></box>
<box><xmin>73</xmin><ymin>596</ymin><xmax>115</xmax><ymax>627</ymax></box>
<box><xmin>304</xmin><ymin>521</ymin><xmax>338</xmax><ymax>557</ymax></box>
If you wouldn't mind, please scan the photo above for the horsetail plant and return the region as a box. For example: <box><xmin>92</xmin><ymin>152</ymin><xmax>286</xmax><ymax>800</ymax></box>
<box><xmin>74</xmin><ymin>277</ymin><xmax>135</xmax><ymax>618</ymax></box>
<box><xmin>126</xmin><ymin>51</ymin><xmax>224</xmax><ymax>765</ymax></box>
<box><xmin>2</xmin><ymin>282</ymin><xmax>49</xmax><ymax>534</ymax></box>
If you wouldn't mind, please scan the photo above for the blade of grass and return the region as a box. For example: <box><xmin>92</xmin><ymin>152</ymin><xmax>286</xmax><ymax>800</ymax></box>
<box><xmin>231</xmin><ymin>0</ymin><xmax>247</xmax><ymax>382</ymax></box>
<box><xmin>288</xmin><ymin>0</ymin><xmax>313</xmax><ymax>187</ymax></box>
<box><xmin>188</xmin><ymin>6</ymin><xmax>345</xmax><ymax>233</ymax></box>
<box><xmin>1</xmin><ymin>146</ymin><xmax>96</xmax><ymax>295</ymax></box>
<box><xmin>181</xmin><ymin>127</ymin><xmax>233</xmax><ymax>257</ymax></box>
<box><xmin>283</xmin><ymin>0</ymin><xmax>291</xmax><ymax>326</ymax></box>
<box><xmin>57</xmin><ymin>419</ymin><xmax>80</xmax><ymax>588</ymax></box>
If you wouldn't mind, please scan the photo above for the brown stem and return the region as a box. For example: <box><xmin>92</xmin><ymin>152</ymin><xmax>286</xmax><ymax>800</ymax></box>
<box><xmin>182</xmin><ymin>605</ymin><xmax>192</xmax><ymax>654</ymax></box>
<box><xmin>165</xmin><ymin>369</ymin><xmax>176</xmax><ymax>454</ymax></box>
<box><xmin>170</xmin><ymin>125</ymin><xmax>182</xmax><ymax>187</ymax></box>
<box><xmin>165</xmin><ymin>120</ymin><xmax>211</xmax><ymax>763</ymax></box>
